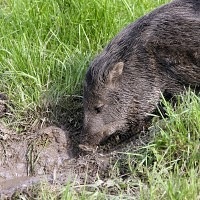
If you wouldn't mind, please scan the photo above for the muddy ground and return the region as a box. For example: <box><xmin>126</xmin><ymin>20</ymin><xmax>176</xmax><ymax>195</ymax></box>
<box><xmin>0</xmin><ymin>94</ymin><xmax>152</xmax><ymax>199</ymax></box>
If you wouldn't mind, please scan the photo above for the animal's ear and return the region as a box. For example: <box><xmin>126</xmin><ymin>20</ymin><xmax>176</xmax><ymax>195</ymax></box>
<box><xmin>107</xmin><ymin>62</ymin><xmax>124</xmax><ymax>85</ymax></box>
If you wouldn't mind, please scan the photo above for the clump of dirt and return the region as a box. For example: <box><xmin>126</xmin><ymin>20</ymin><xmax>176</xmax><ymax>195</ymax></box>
<box><xmin>0</xmin><ymin>125</ymin><xmax>69</xmax><ymax>197</ymax></box>
<box><xmin>0</xmin><ymin>94</ymin><xmax>152</xmax><ymax>199</ymax></box>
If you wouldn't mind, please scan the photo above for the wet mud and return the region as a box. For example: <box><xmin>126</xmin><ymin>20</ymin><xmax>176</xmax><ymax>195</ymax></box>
<box><xmin>0</xmin><ymin>94</ymin><xmax>152</xmax><ymax>198</ymax></box>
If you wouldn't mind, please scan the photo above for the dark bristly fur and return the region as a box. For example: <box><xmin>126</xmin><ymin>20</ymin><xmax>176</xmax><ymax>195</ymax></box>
<box><xmin>79</xmin><ymin>0</ymin><xmax>200</xmax><ymax>150</ymax></box>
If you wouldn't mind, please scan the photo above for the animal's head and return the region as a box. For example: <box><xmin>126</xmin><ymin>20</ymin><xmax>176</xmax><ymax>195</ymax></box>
<box><xmin>79</xmin><ymin>61</ymin><xmax>132</xmax><ymax>151</ymax></box>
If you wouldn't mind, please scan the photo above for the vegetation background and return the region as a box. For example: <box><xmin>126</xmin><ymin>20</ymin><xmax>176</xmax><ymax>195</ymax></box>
<box><xmin>0</xmin><ymin>0</ymin><xmax>199</xmax><ymax>199</ymax></box>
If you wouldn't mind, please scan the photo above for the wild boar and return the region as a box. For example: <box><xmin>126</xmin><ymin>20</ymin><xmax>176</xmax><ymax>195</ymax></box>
<box><xmin>79</xmin><ymin>0</ymin><xmax>200</xmax><ymax>151</ymax></box>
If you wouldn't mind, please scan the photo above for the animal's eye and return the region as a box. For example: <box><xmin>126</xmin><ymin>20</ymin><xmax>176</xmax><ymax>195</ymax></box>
<box><xmin>94</xmin><ymin>105</ymin><xmax>104</xmax><ymax>114</ymax></box>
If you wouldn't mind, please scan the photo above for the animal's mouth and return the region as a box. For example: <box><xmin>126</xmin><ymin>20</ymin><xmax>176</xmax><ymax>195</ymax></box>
<box><xmin>78</xmin><ymin>130</ymin><xmax>111</xmax><ymax>153</ymax></box>
<box><xmin>79</xmin><ymin>120</ymin><xmax>127</xmax><ymax>153</ymax></box>
<box><xmin>79</xmin><ymin>120</ymin><xmax>128</xmax><ymax>152</ymax></box>
<box><xmin>78</xmin><ymin>130</ymin><xmax>105</xmax><ymax>152</ymax></box>
<box><xmin>78</xmin><ymin>144</ymin><xmax>98</xmax><ymax>153</ymax></box>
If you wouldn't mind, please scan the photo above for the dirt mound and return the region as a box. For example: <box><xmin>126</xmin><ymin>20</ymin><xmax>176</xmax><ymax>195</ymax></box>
<box><xmin>0</xmin><ymin>125</ymin><xmax>70</xmax><ymax>197</ymax></box>
<box><xmin>0</xmin><ymin>94</ymin><xmax>152</xmax><ymax>199</ymax></box>
<box><xmin>0</xmin><ymin>123</ymin><xmax>115</xmax><ymax>198</ymax></box>
<box><xmin>0</xmin><ymin>124</ymin><xmax>152</xmax><ymax>198</ymax></box>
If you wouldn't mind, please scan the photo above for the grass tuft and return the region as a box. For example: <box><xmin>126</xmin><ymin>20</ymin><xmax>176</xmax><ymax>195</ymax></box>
<box><xmin>115</xmin><ymin>91</ymin><xmax>200</xmax><ymax>200</ymax></box>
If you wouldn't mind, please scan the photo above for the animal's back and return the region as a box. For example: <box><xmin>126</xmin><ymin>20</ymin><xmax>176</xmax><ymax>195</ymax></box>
<box><xmin>80</xmin><ymin>0</ymin><xmax>200</xmax><ymax>150</ymax></box>
<box><xmin>145</xmin><ymin>0</ymin><xmax>200</xmax><ymax>86</ymax></box>
<box><xmin>97</xmin><ymin>0</ymin><xmax>200</xmax><ymax>87</ymax></box>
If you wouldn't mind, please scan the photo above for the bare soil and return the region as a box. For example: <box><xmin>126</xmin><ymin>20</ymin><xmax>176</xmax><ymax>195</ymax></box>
<box><xmin>0</xmin><ymin>94</ymin><xmax>152</xmax><ymax>199</ymax></box>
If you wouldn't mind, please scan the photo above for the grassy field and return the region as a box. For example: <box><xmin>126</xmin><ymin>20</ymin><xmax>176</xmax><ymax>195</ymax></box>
<box><xmin>0</xmin><ymin>0</ymin><xmax>169</xmax><ymax>125</ymax></box>
<box><xmin>0</xmin><ymin>0</ymin><xmax>199</xmax><ymax>199</ymax></box>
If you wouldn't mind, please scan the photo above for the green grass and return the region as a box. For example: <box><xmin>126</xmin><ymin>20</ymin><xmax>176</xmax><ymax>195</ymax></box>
<box><xmin>138</xmin><ymin>91</ymin><xmax>200</xmax><ymax>199</ymax></box>
<box><xmin>1</xmin><ymin>0</ymin><xmax>199</xmax><ymax>199</ymax></box>
<box><xmin>50</xmin><ymin>91</ymin><xmax>199</xmax><ymax>200</ymax></box>
<box><xmin>0</xmin><ymin>0</ymin><xmax>169</xmax><ymax>125</ymax></box>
